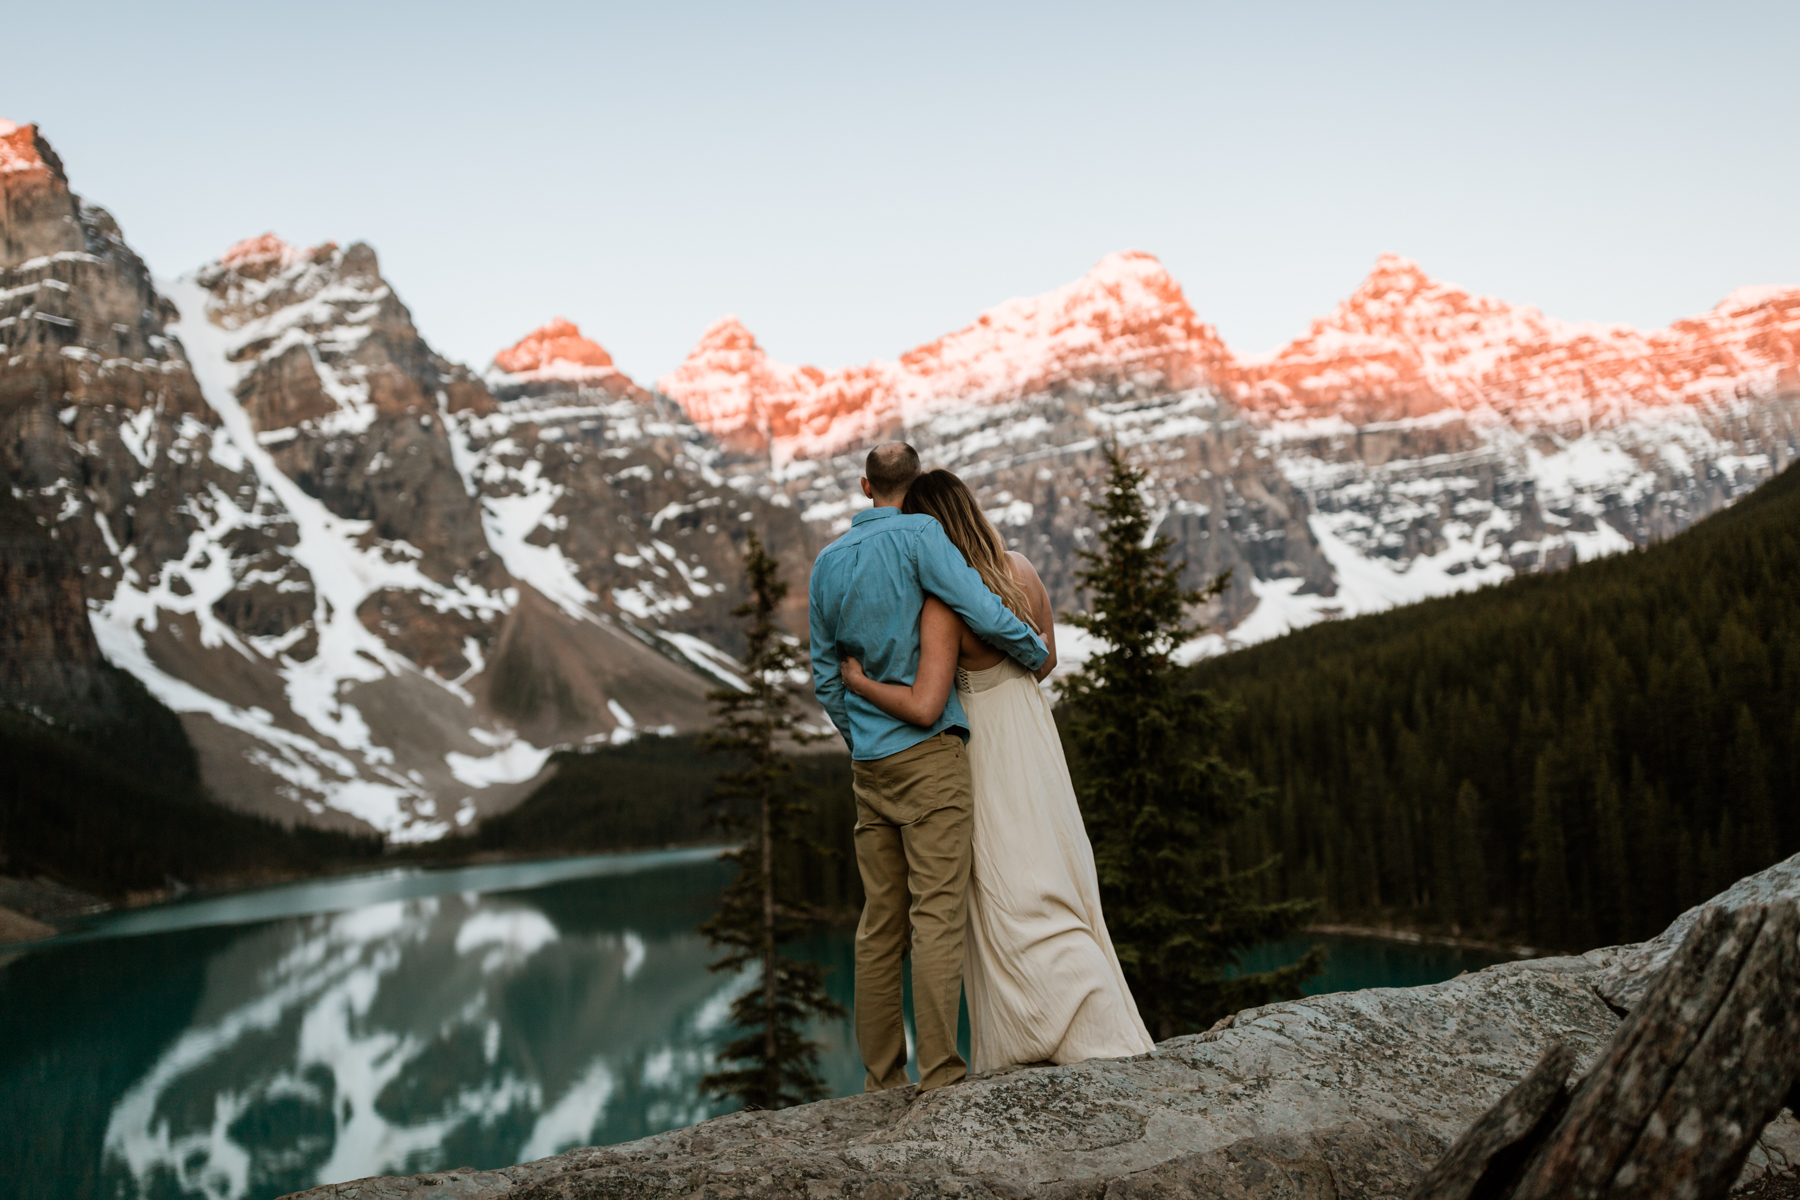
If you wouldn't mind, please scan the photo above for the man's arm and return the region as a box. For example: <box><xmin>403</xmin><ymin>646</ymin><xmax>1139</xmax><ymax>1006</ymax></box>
<box><xmin>808</xmin><ymin>571</ymin><xmax>855</xmax><ymax>754</ymax></box>
<box><xmin>915</xmin><ymin>522</ymin><xmax>1048</xmax><ymax>671</ymax></box>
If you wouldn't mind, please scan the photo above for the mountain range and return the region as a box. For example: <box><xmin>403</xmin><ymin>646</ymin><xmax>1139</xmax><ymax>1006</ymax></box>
<box><xmin>3</xmin><ymin>118</ymin><xmax>1796</xmax><ymax>841</ymax></box>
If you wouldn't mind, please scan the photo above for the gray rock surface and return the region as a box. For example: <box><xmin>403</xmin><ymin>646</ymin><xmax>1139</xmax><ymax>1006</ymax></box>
<box><xmin>1593</xmin><ymin>852</ymin><xmax>1800</xmax><ymax>1012</ymax></box>
<box><xmin>284</xmin><ymin>954</ymin><xmax>1634</xmax><ymax>1200</ymax></box>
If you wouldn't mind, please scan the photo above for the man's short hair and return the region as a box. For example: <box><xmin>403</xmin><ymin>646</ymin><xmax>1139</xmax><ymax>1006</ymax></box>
<box><xmin>865</xmin><ymin>442</ymin><xmax>921</xmax><ymax>499</ymax></box>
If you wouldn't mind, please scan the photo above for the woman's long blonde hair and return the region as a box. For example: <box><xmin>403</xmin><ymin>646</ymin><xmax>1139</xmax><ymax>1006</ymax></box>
<box><xmin>902</xmin><ymin>469</ymin><xmax>1040</xmax><ymax>633</ymax></box>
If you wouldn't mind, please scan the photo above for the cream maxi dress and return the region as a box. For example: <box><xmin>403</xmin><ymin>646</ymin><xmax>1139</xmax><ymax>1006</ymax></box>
<box><xmin>956</xmin><ymin>656</ymin><xmax>1155</xmax><ymax>1072</ymax></box>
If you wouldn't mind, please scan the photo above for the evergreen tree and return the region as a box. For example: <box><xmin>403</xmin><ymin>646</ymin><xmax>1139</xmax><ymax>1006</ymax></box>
<box><xmin>1059</xmin><ymin>445</ymin><xmax>1322</xmax><ymax>1037</ymax></box>
<box><xmin>699</xmin><ymin>533</ymin><xmax>846</xmax><ymax>1110</ymax></box>
<box><xmin>1185</xmin><ymin>461</ymin><xmax>1800</xmax><ymax>947</ymax></box>
<box><xmin>1591</xmin><ymin>761</ymin><xmax>1628</xmax><ymax>945</ymax></box>
<box><xmin>1526</xmin><ymin>753</ymin><xmax>1571</xmax><ymax>947</ymax></box>
<box><xmin>1727</xmin><ymin>705</ymin><xmax>1774</xmax><ymax>879</ymax></box>
<box><xmin>1450</xmin><ymin>781</ymin><xmax>1488</xmax><ymax>931</ymax></box>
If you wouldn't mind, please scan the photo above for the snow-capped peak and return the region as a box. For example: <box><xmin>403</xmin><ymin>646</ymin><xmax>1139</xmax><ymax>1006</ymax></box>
<box><xmin>220</xmin><ymin>233</ymin><xmax>304</xmax><ymax>272</ymax></box>
<box><xmin>894</xmin><ymin>249</ymin><xmax>1227</xmax><ymax>406</ymax></box>
<box><xmin>692</xmin><ymin>314</ymin><xmax>761</xmax><ymax>355</ymax></box>
<box><xmin>1712</xmin><ymin>284</ymin><xmax>1800</xmax><ymax>314</ymax></box>
<box><xmin>483</xmin><ymin>318</ymin><xmax>647</xmax><ymax>402</ymax></box>
<box><xmin>491</xmin><ymin>318</ymin><xmax>619</xmax><ymax>379</ymax></box>
<box><xmin>1236</xmin><ymin>253</ymin><xmax>1800</xmax><ymax>423</ymax></box>
<box><xmin>0</xmin><ymin>120</ymin><xmax>49</xmax><ymax>175</ymax></box>
<box><xmin>658</xmin><ymin>252</ymin><xmax>1231</xmax><ymax>459</ymax></box>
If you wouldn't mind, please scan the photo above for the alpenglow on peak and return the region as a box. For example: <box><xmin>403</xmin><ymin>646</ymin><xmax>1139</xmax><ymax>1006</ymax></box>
<box><xmin>656</xmin><ymin>252</ymin><xmax>1231</xmax><ymax>459</ymax></box>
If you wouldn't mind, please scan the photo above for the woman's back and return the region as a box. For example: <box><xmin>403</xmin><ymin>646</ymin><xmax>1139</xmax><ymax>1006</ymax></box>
<box><xmin>927</xmin><ymin>549</ymin><xmax>1054</xmax><ymax>676</ymax></box>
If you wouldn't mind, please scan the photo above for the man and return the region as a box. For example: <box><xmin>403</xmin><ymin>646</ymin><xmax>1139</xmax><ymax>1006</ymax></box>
<box><xmin>809</xmin><ymin>441</ymin><xmax>1047</xmax><ymax>1093</ymax></box>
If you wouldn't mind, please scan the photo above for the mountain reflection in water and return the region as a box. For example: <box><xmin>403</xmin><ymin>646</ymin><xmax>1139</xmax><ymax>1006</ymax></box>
<box><xmin>1</xmin><ymin>850</ymin><xmax>863</xmax><ymax>1200</ymax></box>
<box><xmin>1</xmin><ymin>848</ymin><xmax>1508</xmax><ymax>1200</ymax></box>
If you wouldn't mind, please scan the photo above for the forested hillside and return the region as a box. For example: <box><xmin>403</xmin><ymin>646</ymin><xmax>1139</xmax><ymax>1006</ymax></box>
<box><xmin>1195</xmin><ymin>461</ymin><xmax>1800</xmax><ymax>950</ymax></box>
<box><xmin>436</xmin><ymin>735</ymin><xmax>864</xmax><ymax>917</ymax></box>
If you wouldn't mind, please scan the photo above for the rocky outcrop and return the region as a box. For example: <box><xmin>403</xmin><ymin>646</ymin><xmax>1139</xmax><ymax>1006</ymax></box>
<box><xmin>1594</xmin><ymin>851</ymin><xmax>1800</xmax><ymax>1012</ymax></box>
<box><xmin>0</xmin><ymin>120</ymin><xmax>83</xmax><ymax>264</ymax></box>
<box><xmin>281</xmin><ymin>955</ymin><xmax>1620</xmax><ymax>1199</ymax></box>
<box><xmin>283</xmin><ymin>860</ymin><xmax>1800</xmax><ymax>1200</ymax></box>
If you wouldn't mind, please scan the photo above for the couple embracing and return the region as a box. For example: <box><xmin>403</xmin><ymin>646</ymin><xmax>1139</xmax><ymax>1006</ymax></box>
<box><xmin>809</xmin><ymin>442</ymin><xmax>1153</xmax><ymax>1093</ymax></box>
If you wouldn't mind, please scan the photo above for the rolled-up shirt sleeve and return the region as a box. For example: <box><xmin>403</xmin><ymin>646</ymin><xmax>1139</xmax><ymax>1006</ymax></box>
<box><xmin>915</xmin><ymin>522</ymin><xmax>1047</xmax><ymax>672</ymax></box>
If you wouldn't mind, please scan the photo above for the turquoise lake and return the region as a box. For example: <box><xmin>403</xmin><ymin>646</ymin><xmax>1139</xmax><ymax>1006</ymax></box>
<box><xmin>0</xmin><ymin>849</ymin><xmax>1510</xmax><ymax>1200</ymax></box>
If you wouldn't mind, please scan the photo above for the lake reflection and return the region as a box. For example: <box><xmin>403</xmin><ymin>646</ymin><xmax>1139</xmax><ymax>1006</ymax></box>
<box><xmin>1</xmin><ymin>850</ymin><xmax>862</xmax><ymax>1200</ymax></box>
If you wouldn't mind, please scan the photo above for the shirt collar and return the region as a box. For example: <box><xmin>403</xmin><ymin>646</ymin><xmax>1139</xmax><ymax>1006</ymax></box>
<box><xmin>850</xmin><ymin>506</ymin><xmax>901</xmax><ymax>526</ymax></box>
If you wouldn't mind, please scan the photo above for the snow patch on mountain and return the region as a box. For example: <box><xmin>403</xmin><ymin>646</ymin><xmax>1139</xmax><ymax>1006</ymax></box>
<box><xmin>140</xmin><ymin>275</ymin><xmax>508</xmax><ymax>838</ymax></box>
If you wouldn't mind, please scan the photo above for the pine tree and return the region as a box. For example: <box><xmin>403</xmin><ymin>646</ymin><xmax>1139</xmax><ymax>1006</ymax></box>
<box><xmin>1727</xmin><ymin>705</ymin><xmax>1774</xmax><ymax>879</ymax></box>
<box><xmin>1183</xmin><ymin>460</ymin><xmax>1800</xmax><ymax>944</ymax></box>
<box><xmin>1059</xmin><ymin>445</ymin><xmax>1322</xmax><ymax>1037</ymax></box>
<box><xmin>1450</xmin><ymin>780</ymin><xmax>1488</xmax><ymax>931</ymax></box>
<box><xmin>1527</xmin><ymin>751</ymin><xmax>1571</xmax><ymax>947</ymax></box>
<box><xmin>1592</xmin><ymin>760</ymin><xmax>1629</xmax><ymax>945</ymax></box>
<box><xmin>699</xmin><ymin>532</ymin><xmax>846</xmax><ymax>1110</ymax></box>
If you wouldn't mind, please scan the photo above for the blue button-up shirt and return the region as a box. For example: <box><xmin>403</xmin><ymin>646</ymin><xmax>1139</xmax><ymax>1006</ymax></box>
<box><xmin>809</xmin><ymin>506</ymin><xmax>1048</xmax><ymax>761</ymax></box>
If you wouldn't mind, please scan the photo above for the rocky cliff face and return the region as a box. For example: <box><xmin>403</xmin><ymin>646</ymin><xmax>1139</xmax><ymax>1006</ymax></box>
<box><xmin>477</xmin><ymin>320</ymin><xmax>819</xmax><ymax>662</ymax></box>
<box><xmin>0</xmin><ymin>122</ymin><xmax>259</xmax><ymax>735</ymax></box>
<box><xmin>0</xmin><ymin>125</ymin><xmax>811</xmax><ymax>840</ymax></box>
<box><xmin>658</xmin><ymin>252</ymin><xmax>1234</xmax><ymax>462</ymax></box>
<box><xmin>1</xmin><ymin>120</ymin><xmax>83</xmax><ymax>263</ymax></box>
<box><xmin>0</xmin><ymin>490</ymin><xmax>129</xmax><ymax>729</ymax></box>
<box><xmin>659</xmin><ymin>252</ymin><xmax>1800</xmax><ymax>647</ymax></box>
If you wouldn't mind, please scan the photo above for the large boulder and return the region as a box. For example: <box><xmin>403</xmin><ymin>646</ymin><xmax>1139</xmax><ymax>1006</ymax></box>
<box><xmin>1594</xmin><ymin>851</ymin><xmax>1800</xmax><ymax>1013</ymax></box>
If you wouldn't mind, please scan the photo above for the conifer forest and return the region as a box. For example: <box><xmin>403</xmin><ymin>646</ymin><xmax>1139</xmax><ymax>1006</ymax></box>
<box><xmin>1193</xmin><ymin>462</ymin><xmax>1800</xmax><ymax>949</ymax></box>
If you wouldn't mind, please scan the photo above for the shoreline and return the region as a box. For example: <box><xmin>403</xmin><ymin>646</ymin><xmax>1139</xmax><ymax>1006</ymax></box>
<box><xmin>0</xmin><ymin>841</ymin><xmax>737</xmax><ymax>948</ymax></box>
<box><xmin>1302</xmin><ymin>921</ymin><xmax>1543</xmax><ymax>959</ymax></box>
<box><xmin>8</xmin><ymin>853</ymin><xmax>1550</xmax><ymax>960</ymax></box>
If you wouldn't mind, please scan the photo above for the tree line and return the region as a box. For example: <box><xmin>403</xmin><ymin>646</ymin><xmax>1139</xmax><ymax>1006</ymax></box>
<box><xmin>1191</xmin><ymin>461</ymin><xmax>1800</xmax><ymax>949</ymax></box>
<box><xmin>0</xmin><ymin>668</ymin><xmax>383</xmax><ymax>901</ymax></box>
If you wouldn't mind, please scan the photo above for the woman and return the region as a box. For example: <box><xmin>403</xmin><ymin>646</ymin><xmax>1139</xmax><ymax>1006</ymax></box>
<box><xmin>839</xmin><ymin>469</ymin><xmax>1154</xmax><ymax>1073</ymax></box>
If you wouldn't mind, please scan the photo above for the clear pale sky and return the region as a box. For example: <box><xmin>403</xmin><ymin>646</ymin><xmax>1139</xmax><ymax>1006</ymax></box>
<box><xmin>5</xmin><ymin>1</ymin><xmax>1796</xmax><ymax>383</ymax></box>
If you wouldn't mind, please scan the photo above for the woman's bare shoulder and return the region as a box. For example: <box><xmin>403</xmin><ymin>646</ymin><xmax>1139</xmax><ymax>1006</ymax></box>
<box><xmin>1006</xmin><ymin>551</ymin><xmax>1048</xmax><ymax>591</ymax></box>
<box><xmin>1005</xmin><ymin>550</ymin><xmax>1042</xmax><ymax>578</ymax></box>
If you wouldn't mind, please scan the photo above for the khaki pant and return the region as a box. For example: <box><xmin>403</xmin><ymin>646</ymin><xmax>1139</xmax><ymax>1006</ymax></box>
<box><xmin>851</xmin><ymin>731</ymin><xmax>973</xmax><ymax>1092</ymax></box>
